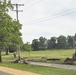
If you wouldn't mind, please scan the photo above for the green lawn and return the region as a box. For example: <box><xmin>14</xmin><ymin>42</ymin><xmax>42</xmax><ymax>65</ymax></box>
<box><xmin>1</xmin><ymin>49</ymin><xmax>76</xmax><ymax>75</ymax></box>
<box><xmin>0</xmin><ymin>62</ymin><xmax>76</xmax><ymax>75</ymax></box>
<box><xmin>2</xmin><ymin>49</ymin><xmax>75</xmax><ymax>63</ymax></box>
<box><xmin>21</xmin><ymin>49</ymin><xmax>75</xmax><ymax>59</ymax></box>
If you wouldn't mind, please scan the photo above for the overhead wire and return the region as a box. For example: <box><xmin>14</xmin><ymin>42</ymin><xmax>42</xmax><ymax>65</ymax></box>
<box><xmin>12</xmin><ymin>0</ymin><xmax>35</xmax><ymax>9</ymax></box>
<box><xmin>15</xmin><ymin>0</ymin><xmax>76</xmax><ymax>25</ymax></box>
<box><xmin>16</xmin><ymin>0</ymin><xmax>44</xmax><ymax>12</ymax></box>
<box><xmin>12</xmin><ymin>0</ymin><xmax>33</xmax><ymax>8</ymax></box>
<box><xmin>22</xmin><ymin>0</ymin><xmax>33</xmax><ymax>6</ymax></box>
<box><xmin>24</xmin><ymin>8</ymin><xmax>76</xmax><ymax>25</ymax></box>
<box><xmin>24</xmin><ymin>0</ymin><xmax>44</xmax><ymax>9</ymax></box>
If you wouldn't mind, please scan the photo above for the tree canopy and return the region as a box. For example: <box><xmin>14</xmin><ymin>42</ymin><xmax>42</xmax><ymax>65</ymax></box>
<box><xmin>0</xmin><ymin>0</ymin><xmax>23</xmax><ymax>62</ymax></box>
<box><xmin>31</xmin><ymin>34</ymin><xmax>76</xmax><ymax>51</ymax></box>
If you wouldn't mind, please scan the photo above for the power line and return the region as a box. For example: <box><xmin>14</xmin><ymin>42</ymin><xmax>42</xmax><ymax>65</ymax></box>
<box><xmin>17</xmin><ymin>0</ymin><xmax>42</xmax><ymax>9</ymax></box>
<box><xmin>23</xmin><ymin>0</ymin><xmax>31</xmax><ymax>4</ymax></box>
<box><xmin>24</xmin><ymin>8</ymin><xmax>76</xmax><ymax>25</ymax></box>
<box><xmin>11</xmin><ymin>0</ymin><xmax>43</xmax><ymax>19</ymax></box>
<box><xmin>24</xmin><ymin>0</ymin><xmax>44</xmax><ymax>9</ymax></box>
<box><xmin>18</xmin><ymin>0</ymin><xmax>33</xmax><ymax>6</ymax></box>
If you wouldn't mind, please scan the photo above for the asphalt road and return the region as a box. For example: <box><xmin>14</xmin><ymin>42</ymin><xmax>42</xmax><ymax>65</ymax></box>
<box><xmin>0</xmin><ymin>71</ymin><xmax>12</xmax><ymax>75</ymax></box>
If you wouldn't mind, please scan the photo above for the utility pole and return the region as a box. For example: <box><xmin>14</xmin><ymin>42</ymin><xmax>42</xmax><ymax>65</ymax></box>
<box><xmin>12</xmin><ymin>4</ymin><xmax>24</xmax><ymax>21</ymax></box>
<box><xmin>12</xmin><ymin>4</ymin><xmax>24</xmax><ymax>61</ymax></box>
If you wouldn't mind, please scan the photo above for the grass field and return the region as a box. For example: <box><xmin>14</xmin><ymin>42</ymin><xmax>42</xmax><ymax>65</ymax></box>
<box><xmin>21</xmin><ymin>49</ymin><xmax>75</xmax><ymax>58</ymax></box>
<box><xmin>2</xmin><ymin>49</ymin><xmax>75</xmax><ymax>63</ymax></box>
<box><xmin>1</xmin><ymin>49</ymin><xmax>76</xmax><ymax>75</ymax></box>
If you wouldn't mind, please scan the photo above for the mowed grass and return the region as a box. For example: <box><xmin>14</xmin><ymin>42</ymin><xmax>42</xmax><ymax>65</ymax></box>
<box><xmin>21</xmin><ymin>49</ymin><xmax>75</xmax><ymax>58</ymax></box>
<box><xmin>2</xmin><ymin>49</ymin><xmax>75</xmax><ymax>63</ymax></box>
<box><xmin>20</xmin><ymin>49</ymin><xmax>75</xmax><ymax>63</ymax></box>
<box><xmin>0</xmin><ymin>62</ymin><xmax>76</xmax><ymax>75</ymax></box>
<box><xmin>1</xmin><ymin>49</ymin><xmax>76</xmax><ymax>75</ymax></box>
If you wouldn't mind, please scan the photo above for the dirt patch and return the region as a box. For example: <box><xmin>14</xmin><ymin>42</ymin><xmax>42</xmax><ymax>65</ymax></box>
<box><xmin>0</xmin><ymin>66</ymin><xmax>40</xmax><ymax>75</ymax></box>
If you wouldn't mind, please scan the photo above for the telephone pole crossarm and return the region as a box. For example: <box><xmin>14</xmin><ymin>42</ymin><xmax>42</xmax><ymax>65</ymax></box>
<box><xmin>12</xmin><ymin>4</ymin><xmax>24</xmax><ymax>21</ymax></box>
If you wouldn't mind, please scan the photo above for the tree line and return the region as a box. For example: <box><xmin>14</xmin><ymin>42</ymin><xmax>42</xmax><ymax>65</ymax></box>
<box><xmin>22</xmin><ymin>34</ymin><xmax>76</xmax><ymax>51</ymax></box>
<box><xmin>30</xmin><ymin>34</ymin><xmax>76</xmax><ymax>50</ymax></box>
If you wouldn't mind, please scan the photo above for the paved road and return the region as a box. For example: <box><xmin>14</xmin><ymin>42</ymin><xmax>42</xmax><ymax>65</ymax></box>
<box><xmin>29</xmin><ymin>61</ymin><xmax>76</xmax><ymax>70</ymax></box>
<box><xmin>0</xmin><ymin>71</ymin><xmax>12</xmax><ymax>75</ymax></box>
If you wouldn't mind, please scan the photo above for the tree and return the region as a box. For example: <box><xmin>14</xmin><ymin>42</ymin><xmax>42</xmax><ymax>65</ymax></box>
<box><xmin>9</xmin><ymin>43</ymin><xmax>17</xmax><ymax>53</ymax></box>
<box><xmin>0</xmin><ymin>0</ymin><xmax>13</xmax><ymax>62</ymax></box>
<box><xmin>23</xmin><ymin>42</ymin><xmax>33</xmax><ymax>57</ymax></box>
<box><xmin>57</xmin><ymin>35</ymin><xmax>67</xmax><ymax>49</ymax></box>
<box><xmin>0</xmin><ymin>0</ymin><xmax>23</xmax><ymax>62</ymax></box>
<box><xmin>73</xmin><ymin>33</ymin><xmax>76</xmax><ymax>49</ymax></box>
<box><xmin>32</xmin><ymin>39</ymin><xmax>39</xmax><ymax>50</ymax></box>
<box><xmin>47</xmin><ymin>37</ymin><xmax>57</xmax><ymax>49</ymax></box>
<box><xmin>39</xmin><ymin>36</ymin><xmax>47</xmax><ymax>50</ymax></box>
<box><xmin>7</xmin><ymin>19</ymin><xmax>23</xmax><ymax>61</ymax></box>
<box><xmin>5</xmin><ymin>19</ymin><xmax>23</xmax><ymax>55</ymax></box>
<box><xmin>67</xmin><ymin>36</ymin><xmax>73</xmax><ymax>48</ymax></box>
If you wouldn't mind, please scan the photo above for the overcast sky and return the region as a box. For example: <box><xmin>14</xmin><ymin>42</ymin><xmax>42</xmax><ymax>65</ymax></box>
<box><xmin>9</xmin><ymin>0</ymin><xmax>76</xmax><ymax>43</ymax></box>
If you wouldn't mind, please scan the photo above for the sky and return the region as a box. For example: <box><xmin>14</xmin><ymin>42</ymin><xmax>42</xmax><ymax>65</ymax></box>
<box><xmin>8</xmin><ymin>0</ymin><xmax>76</xmax><ymax>43</ymax></box>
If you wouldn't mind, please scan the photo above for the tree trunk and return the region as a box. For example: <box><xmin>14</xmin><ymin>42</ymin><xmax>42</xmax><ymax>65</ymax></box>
<box><xmin>17</xmin><ymin>45</ymin><xmax>21</xmax><ymax>61</ymax></box>
<box><xmin>0</xmin><ymin>51</ymin><xmax>2</xmax><ymax>63</ymax></box>
<box><xmin>6</xmin><ymin>48</ymin><xmax>9</xmax><ymax>55</ymax></box>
